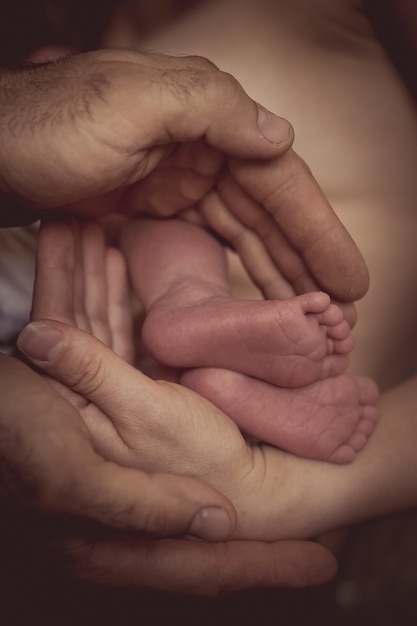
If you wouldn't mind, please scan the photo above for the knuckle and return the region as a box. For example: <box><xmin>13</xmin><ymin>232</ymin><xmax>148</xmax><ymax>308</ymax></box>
<box><xmin>155</xmin><ymin>56</ymin><xmax>228</xmax><ymax>106</ymax></box>
<box><xmin>207</xmin><ymin>69</ymin><xmax>245</xmax><ymax>111</ymax></box>
<box><xmin>67</xmin><ymin>349</ymin><xmax>108</xmax><ymax>396</ymax></box>
<box><xmin>183</xmin><ymin>54</ymin><xmax>219</xmax><ymax>72</ymax></box>
<box><xmin>159</xmin><ymin>67</ymin><xmax>211</xmax><ymax>104</ymax></box>
<box><xmin>263</xmin><ymin>156</ymin><xmax>311</xmax><ymax>210</ymax></box>
<box><xmin>217</xmin><ymin>70</ymin><xmax>244</xmax><ymax>97</ymax></box>
<box><xmin>206</xmin><ymin>543</ymin><xmax>233</xmax><ymax>595</ymax></box>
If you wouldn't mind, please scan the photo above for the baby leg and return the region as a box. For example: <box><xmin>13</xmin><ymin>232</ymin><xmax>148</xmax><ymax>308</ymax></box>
<box><xmin>182</xmin><ymin>368</ymin><xmax>379</xmax><ymax>464</ymax></box>
<box><xmin>122</xmin><ymin>217</ymin><xmax>355</xmax><ymax>387</ymax></box>
<box><xmin>130</xmin><ymin>0</ymin><xmax>417</xmax><ymax>391</ymax></box>
<box><xmin>144</xmin><ymin>289</ymin><xmax>353</xmax><ymax>387</ymax></box>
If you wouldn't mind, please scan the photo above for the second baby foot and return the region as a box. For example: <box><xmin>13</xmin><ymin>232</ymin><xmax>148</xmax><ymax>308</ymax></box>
<box><xmin>181</xmin><ymin>368</ymin><xmax>379</xmax><ymax>464</ymax></box>
<box><xmin>142</xmin><ymin>291</ymin><xmax>354</xmax><ymax>387</ymax></box>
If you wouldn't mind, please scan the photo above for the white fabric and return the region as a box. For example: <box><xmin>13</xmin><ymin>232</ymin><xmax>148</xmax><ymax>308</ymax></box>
<box><xmin>0</xmin><ymin>225</ymin><xmax>37</xmax><ymax>354</ymax></box>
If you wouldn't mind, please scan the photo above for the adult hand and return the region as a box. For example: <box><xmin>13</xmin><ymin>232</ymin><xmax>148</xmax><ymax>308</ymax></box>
<box><xmin>2</xmin><ymin>355</ymin><xmax>334</xmax><ymax>595</ymax></box>
<box><xmin>0</xmin><ymin>48</ymin><xmax>367</xmax><ymax>301</ymax></box>
<box><xmin>15</xmin><ymin>220</ymin><xmax>337</xmax><ymax>593</ymax></box>
<box><xmin>0</xmin><ymin>47</ymin><xmax>292</xmax><ymax>222</ymax></box>
<box><xmin>0</xmin><ymin>352</ymin><xmax>240</xmax><ymax>538</ymax></box>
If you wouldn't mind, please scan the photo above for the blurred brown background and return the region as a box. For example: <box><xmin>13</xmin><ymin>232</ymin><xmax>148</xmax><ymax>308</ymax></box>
<box><xmin>1</xmin><ymin>2</ymin><xmax>417</xmax><ymax>624</ymax></box>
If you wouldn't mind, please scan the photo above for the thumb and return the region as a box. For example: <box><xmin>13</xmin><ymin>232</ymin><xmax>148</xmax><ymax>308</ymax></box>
<box><xmin>68</xmin><ymin>461</ymin><xmax>236</xmax><ymax>542</ymax></box>
<box><xmin>148</xmin><ymin>86</ymin><xmax>294</xmax><ymax>159</ymax></box>
<box><xmin>18</xmin><ymin>320</ymin><xmax>182</xmax><ymax>431</ymax></box>
<box><xmin>16</xmin><ymin>323</ymin><xmax>236</xmax><ymax>541</ymax></box>
<box><xmin>115</xmin><ymin>50</ymin><xmax>294</xmax><ymax>158</ymax></box>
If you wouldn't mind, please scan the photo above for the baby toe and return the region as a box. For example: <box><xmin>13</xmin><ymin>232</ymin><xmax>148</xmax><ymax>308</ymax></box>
<box><xmin>327</xmin><ymin>444</ymin><xmax>356</xmax><ymax>464</ymax></box>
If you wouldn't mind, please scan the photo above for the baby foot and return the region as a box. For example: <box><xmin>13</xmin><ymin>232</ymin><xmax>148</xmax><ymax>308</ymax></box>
<box><xmin>181</xmin><ymin>368</ymin><xmax>379</xmax><ymax>464</ymax></box>
<box><xmin>142</xmin><ymin>291</ymin><xmax>354</xmax><ymax>387</ymax></box>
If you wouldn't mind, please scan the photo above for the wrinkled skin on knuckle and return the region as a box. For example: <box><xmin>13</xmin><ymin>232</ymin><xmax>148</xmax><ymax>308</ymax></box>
<box><xmin>159</xmin><ymin>66</ymin><xmax>213</xmax><ymax>107</ymax></box>
<box><xmin>153</xmin><ymin>59</ymin><xmax>243</xmax><ymax>121</ymax></box>
<box><xmin>63</xmin><ymin>348</ymin><xmax>110</xmax><ymax>397</ymax></box>
<box><xmin>261</xmin><ymin>154</ymin><xmax>311</xmax><ymax>211</ymax></box>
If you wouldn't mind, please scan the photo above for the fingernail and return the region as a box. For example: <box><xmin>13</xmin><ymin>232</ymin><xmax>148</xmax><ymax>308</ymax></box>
<box><xmin>257</xmin><ymin>105</ymin><xmax>292</xmax><ymax>144</ymax></box>
<box><xmin>189</xmin><ymin>507</ymin><xmax>231</xmax><ymax>541</ymax></box>
<box><xmin>17</xmin><ymin>322</ymin><xmax>65</xmax><ymax>364</ymax></box>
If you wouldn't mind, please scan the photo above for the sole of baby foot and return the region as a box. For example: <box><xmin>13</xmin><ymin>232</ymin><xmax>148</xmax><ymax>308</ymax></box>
<box><xmin>181</xmin><ymin>369</ymin><xmax>379</xmax><ymax>464</ymax></box>
<box><xmin>143</xmin><ymin>291</ymin><xmax>354</xmax><ymax>388</ymax></box>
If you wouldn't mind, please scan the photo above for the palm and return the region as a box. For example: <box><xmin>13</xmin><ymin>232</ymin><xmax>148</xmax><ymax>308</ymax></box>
<box><xmin>31</xmin><ymin>219</ymin><xmax>298</xmax><ymax>540</ymax></box>
<box><xmin>30</xmin><ymin>219</ymin><xmax>249</xmax><ymax>470</ymax></box>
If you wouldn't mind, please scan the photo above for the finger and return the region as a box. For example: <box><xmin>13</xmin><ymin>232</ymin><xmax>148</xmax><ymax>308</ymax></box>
<box><xmin>17</xmin><ymin>321</ymin><xmax>163</xmax><ymax>432</ymax></box>
<box><xmin>31</xmin><ymin>220</ymin><xmax>77</xmax><ymax>324</ymax></box>
<box><xmin>17</xmin><ymin>320</ymin><xmax>244</xmax><ymax>477</ymax></box>
<box><xmin>105</xmin><ymin>246</ymin><xmax>135</xmax><ymax>363</ymax></box>
<box><xmin>227</xmin><ymin>151</ymin><xmax>370</xmax><ymax>301</ymax></box>
<box><xmin>65</xmin><ymin>465</ymin><xmax>236</xmax><ymax>541</ymax></box>
<box><xmin>199</xmin><ymin>189</ymin><xmax>302</xmax><ymax>300</ymax></box>
<box><xmin>61</xmin><ymin>535</ymin><xmax>337</xmax><ymax>594</ymax></box>
<box><xmin>0</xmin><ymin>354</ymin><xmax>235</xmax><ymax>541</ymax></box>
<box><xmin>80</xmin><ymin>221</ymin><xmax>112</xmax><ymax>345</ymax></box>
<box><xmin>72</xmin><ymin>220</ymin><xmax>91</xmax><ymax>333</ymax></box>
<box><xmin>32</xmin><ymin>220</ymin><xmax>93</xmax><ymax>332</ymax></box>
<box><xmin>214</xmin><ymin>174</ymin><xmax>321</xmax><ymax>296</ymax></box>
<box><xmin>125</xmin><ymin>138</ymin><xmax>224</xmax><ymax>216</ymax></box>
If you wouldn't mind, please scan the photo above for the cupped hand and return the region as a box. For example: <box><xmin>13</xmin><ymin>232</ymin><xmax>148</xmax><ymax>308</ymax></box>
<box><xmin>0</xmin><ymin>352</ymin><xmax>237</xmax><ymax>538</ymax></box>
<box><xmin>3</xmin><ymin>355</ymin><xmax>334</xmax><ymax>595</ymax></box>
<box><xmin>16</xmin><ymin>219</ymin><xmax>337</xmax><ymax>592</ymax></box>
<box><xmin>0</xmin><ymin>48</ymin><xmax>367</xmax><ymax>302</ymax></box>
<box><xmin>0</xmin><ymin>48</ymin><xmax>292</xmax><ymax>217</ymax></box>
